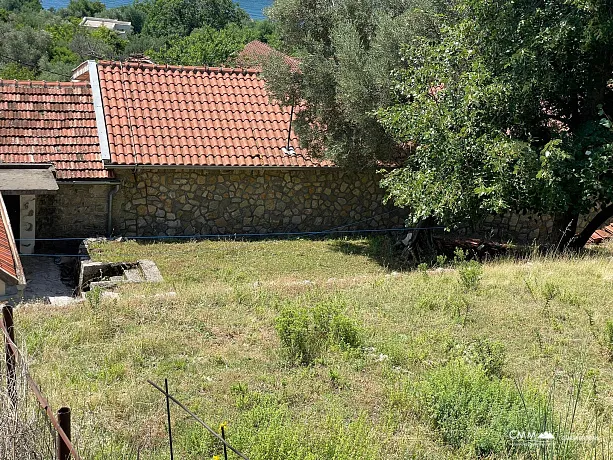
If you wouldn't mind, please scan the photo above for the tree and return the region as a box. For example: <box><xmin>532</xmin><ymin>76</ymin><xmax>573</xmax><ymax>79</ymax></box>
<box><xmin>149</xmin><ymin>22</ymin><xmax>276</xmax><ymax>66</ymax></box>
<box><xmin>265</xmin><ymin>0</ymin><xmax>445</xmax><ymax>167</ymax></box>
<box><xmin>378</xmin><ymin>0</ymin><xmax>613</xmax><ymax>248</ymax></box>
<box><xmin>63</xmin><ymin>0</ymin><xmax>105</xmax><ymax>18</ymax></box>
<box><xmin>0</xmin><ymin>0</ymin><xmax>40</xmax><ymax>13</ymax></box>
<box><xmin>140</xmin><ymin>0</ymin><xmax>249</xmax><ymax>38</ymax></box>
<box><xmin>103</xmin><ymin>5</ymin><xmax>147</xmax><ymax>34</ymax></box>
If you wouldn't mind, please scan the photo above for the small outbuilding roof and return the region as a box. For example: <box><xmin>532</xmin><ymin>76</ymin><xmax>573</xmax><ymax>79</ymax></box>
<box><xmin>0</xmin><ymin>80</ymin><xmax>111</xmax><ymax>180</ymax></box>
<box><xmin>236</xmin><ymin>40</ymin><xmax>300</xmax><ymax>73</ymax></box>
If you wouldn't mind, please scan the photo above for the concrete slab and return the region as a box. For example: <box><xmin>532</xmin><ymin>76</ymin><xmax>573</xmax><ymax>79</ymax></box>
<box><xmin>0</xmin><ymin>167</ymin><xmax>58</xmax><ymax>194</ymax></box>
<box><xmin>21</xmin><ymin>257</ymin><xmax>74</xmax><ymax>300</ymax></box>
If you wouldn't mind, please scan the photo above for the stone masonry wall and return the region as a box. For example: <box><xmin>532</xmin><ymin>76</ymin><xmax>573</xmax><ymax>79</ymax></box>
<box><xmin>111</xmin><ymin>168</ymin><xmax>405</xmax><ymax>236</ymax></box>
<box><xmin>37</xmin><ymin>183</ymin><xmax>112</xmax><ymax>238</ymax></box>
<box><xmin>459</xmin><ymin>210</ymin><xmax>604</xmax><ymax>244</ymax></box>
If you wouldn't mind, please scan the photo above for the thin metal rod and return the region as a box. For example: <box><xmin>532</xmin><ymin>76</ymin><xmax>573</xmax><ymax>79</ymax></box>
<box><xmin>57</xmin><ymin>407</ymin><xmax>71</xmax><ymax>460</ymax></box>
<box><xmin>147</xmin><ymin>380</ymin><xmax>250</xmax><ymax>460</ymax></box>
<box><xmin>221</xmin><ymin>425</ymin><xmax>228</xmax><ymax>460</ymax></box>
<box><xmin>0</xmin><ymin>318</ymin><xmax>81</xmax><ymax>460</ymax></box>
<box><xmin>2</xmin><ymin>305</ymin><xmax>16</xmax><ymax>406</ymax></box>
<box><xmin>286</xmin><ymin>103</ymin><xmax>294</xmax><ymax>151</ymax></box>
<box><xmin>165</xmin><ymin>378</ymin><xmax>174</xmax><ymax>460</ymax></box>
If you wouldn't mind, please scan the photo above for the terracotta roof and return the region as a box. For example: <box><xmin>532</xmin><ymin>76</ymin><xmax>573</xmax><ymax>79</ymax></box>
<box><xmin>0</xmin><ymin>80</ymin><xmax>110</xmax><ymax>180</ymax></box>
<box><xmin>236</xmin><ymin>40</ymin><xmax>300</xmax><ymax>73</ymax></box>
<box><xmin>0</xmin><ymin>194</ymin><xmax>22</xmax><ymax>286</ymax></box>
<box><xmin>588</xmin><ymin>223</ymin><xmax>613</xmax><ymax>244</ymax></box>
<box><xmin>96</xmin><ymin>60</ymin><xmax>329</xmax><ymax>168</ymax></box>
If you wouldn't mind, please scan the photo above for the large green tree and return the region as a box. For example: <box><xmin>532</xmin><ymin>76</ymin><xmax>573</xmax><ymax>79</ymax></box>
<box><xmin>378</xmin><ymin>0</ymin><xmax>613</xmax><ymax>247</ymax></box>
<box><xmin>150</xmin><ymin>22</ymin><xmax>277</xmax><ymax>66</ymax></box>
<box><xmin>141</xmin><ymin>0</ymin><xmax>249</xmax><ymax>38</ymax></box>
<box><xmin>265</xmin><ymin>0</ymin><xmax>445</xmax><ymax>166</ymax></box>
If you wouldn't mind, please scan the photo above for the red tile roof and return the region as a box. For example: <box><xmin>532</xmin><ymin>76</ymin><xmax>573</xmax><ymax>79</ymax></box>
<box><xmin>588</xmin><ymin>224</ymin><xmax>613</xmax><ymax>244</ymax></box>
<box><xmin>0</xmin><ymin>194</ymin><xmax>22</xmax><ymax>286</ymax></box>
<box><xmin>236</xmin><ymin>40</ymin><xmax>300</xmax><ymax>73</ymax></box>
<box><xmin>0</xmin><ymin>80</ymin><xmax>110</xmax><ymax>180</ymax></box>
<box><xmin>96</xmin><ymin>60</ymin><xmax>330</xmax><ymax>168</ymax></box>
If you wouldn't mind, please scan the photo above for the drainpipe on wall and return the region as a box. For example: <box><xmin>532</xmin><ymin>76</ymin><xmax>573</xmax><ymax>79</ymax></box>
<box><xmin>107</xmin><ymin>184</ymin><xmax>120</xmax><ymax>237</ymax></box>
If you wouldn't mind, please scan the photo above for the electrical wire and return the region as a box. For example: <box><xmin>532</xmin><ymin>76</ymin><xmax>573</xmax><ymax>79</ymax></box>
<box><xmin>15</xmin><ymin>226</ymin><xmax>445</xmax><ymax>242</ymax></box>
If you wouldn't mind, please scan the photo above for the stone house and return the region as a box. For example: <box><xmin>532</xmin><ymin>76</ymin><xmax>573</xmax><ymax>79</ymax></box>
<box><xmin>0</xmin><ymin>60</ymin><xmax>405</xmax><ymax>254</ymax></box>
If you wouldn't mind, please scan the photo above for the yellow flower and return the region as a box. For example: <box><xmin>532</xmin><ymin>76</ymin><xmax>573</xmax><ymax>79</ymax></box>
<box><xmin>212</xmin><ymin>456</ymin><xmax>221</xmax><ymax>460</ymax></box>
<box><xmin>219</xmin><ymin>421</ymin><xmax>228</xmax><ymax>432</ymax></box>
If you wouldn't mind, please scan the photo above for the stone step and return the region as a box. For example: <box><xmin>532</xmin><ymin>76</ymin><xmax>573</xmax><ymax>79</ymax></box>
<box><xmin>123</xmin><ymin>268</ymin><xmax>144</xmax><ymax>282</ymax></box>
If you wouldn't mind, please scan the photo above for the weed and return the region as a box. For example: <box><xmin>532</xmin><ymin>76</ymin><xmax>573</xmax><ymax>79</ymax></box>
<box><xmin>86</xmin><ymin>286</ymin><xmax>102</xmax><ymax>310</ymax></box>
<box><xmin>275</xmin><ymin>299</ymin><xmax>362</xmax><ymax>365</ymax></box>
<box><xmin>604</xmin><ymin>320</ymin><xmax>613</xmax><ymax>359</ymax></box>
<box><xmin>411</xmin><ymin>360</ymin><xmax>543</xmax><ymax>457</ymax></box>
<box><xmin>436</xmin><ymin>254</ymin><xmax>448</xmax><ymax>267</ymax></box>
<box><xmin>458</xmin><ymin>260</ymin><xmax>483</xmax><ymax>291</ymax></box>
<box><xmin>541</xmin><ymin>281</ymin><xmax>560</xmax><ymax>307</ymax></box>
<box><xmin>453</xmin><ymin>247</ymin><xmax>466</xmax><ymax>264</ymax></box>
<box><xmin>448</xmin><ymin>338</ymin><xmax>506</xmax><ymax>378</ymax></box>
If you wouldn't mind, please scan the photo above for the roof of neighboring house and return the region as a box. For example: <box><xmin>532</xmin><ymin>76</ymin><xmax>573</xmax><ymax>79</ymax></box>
<box><xmin>94</xmin><ymin>60</ymin><xmax>328</xmax><ymax>168</ymax></box>
<box><xmin>0</xmin><ymin>80</ymin><xmax>111</xmax><ymax>180</ymax></box>
<box><xmin>235</xmin><ymin>40</ymin><xmax>300</xmax><ymax>73</ymax></box>
<box><xmin>80</xmin><ymin>16</ymin><xmax>132</xmax><ymax>26</ymax></box>
<box><xmin>0</xmin><ymin>194</ymin><xmax>23</xmax><ymax>287</ymax></box>
<box><xmin>588</xmin><ymin>223</ymin><xmax>613</xmax><ymax>244</ymax></box>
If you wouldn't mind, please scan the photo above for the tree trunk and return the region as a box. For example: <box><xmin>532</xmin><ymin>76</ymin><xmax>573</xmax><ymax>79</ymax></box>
<box><xmin>569</xmin><ymin>204</ymin><xmax>613</xmax><ymax>249</ymax></box>
<box><xmin>400</xmin><ymin>217</ymin><xmax>437</xmax><ymax>264</ymax></box>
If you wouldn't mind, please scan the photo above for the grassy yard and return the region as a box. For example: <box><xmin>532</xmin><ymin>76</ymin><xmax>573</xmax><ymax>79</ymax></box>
<box><xmin>13</xmin><ymin>237</ymin><xmax>613</xmax><ymax>459</ymax></box>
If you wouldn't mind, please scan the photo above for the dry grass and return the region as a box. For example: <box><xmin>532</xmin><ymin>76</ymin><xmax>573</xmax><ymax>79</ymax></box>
<box><xmin>12</xmin><ymin>237</ymin><xmax>613</xmax><ymax>458</ymax></box>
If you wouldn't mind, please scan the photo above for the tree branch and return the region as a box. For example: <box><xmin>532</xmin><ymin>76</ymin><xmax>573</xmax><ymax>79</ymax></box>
<box><xmin>570</xmin><ymin>204</ymin><xmax>613</xmax><ymax>249</ymax></box>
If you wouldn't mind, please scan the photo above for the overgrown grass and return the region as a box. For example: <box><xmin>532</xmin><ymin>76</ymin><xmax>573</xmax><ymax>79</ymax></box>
<box><xmin>13</xmin><ymin>237</ymin><xmax>613</xmax><ymax>458</ymax></box>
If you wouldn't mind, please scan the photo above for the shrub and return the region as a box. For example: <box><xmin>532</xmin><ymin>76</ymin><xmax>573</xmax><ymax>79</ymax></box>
<box><xmin>275</xmin><ymin>306</ymin><xmax>323</xmax><ymax>365</ymax></box>
<box><xmin>413</xmin><ymin>361</ymin><xmax>543</xmax><ymax>457</ymax></box>
<box><xmin>449</xmin><ymin>338</ymin><xmax>506</xmax><ymax>378</ymax></box>
<box><xmin>275</xmin><ymin>299</ymin><xmax>362</xmax><ymax>365</ymax></box>
<box><xmin>458</xmin><ymin>260</ymin><xmax>483</xmax><ymax>291</ymax></box>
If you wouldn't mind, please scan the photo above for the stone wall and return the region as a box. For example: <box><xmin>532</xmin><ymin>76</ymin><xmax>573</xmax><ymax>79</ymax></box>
<box><xmin>37</xmin><ymin>183</ymin><xmax>112</xmax><ymax>238</ymax></box>
<box><xmin>111</xmin><ymin>168</ymin><xmax>406</xmax><ymax>236</ymax></box>
<box><xmin>459</xmin><ymin>210</ymin><xmax>604</xmax><ymax>244</ymax></box>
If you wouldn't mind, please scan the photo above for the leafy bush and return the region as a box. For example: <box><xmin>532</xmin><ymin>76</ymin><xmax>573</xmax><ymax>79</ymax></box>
<box><xmin>448</xmin><ymin>338</ymin><xmax>506</xmax><ymax>378</ymax></box>
<box><xmin>413</xmin><ymin>361</ymin><xmax>542</xmax><ymax>457</ymax></box>
<box><xmin>275</xmin><ymin>299</ymin><xmax>362</xmax><ymax>365</ymax></box>
<box><xmin>458</xmin><ymin>260</ymin><xmax>483</xmax><ymax>291</ymax></box>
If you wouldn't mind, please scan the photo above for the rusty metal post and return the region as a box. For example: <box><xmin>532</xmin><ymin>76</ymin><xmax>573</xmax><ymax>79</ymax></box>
<box><xmin>57</xmin><ymin>407</ymin><xmax>71</xmax><ymax>460</ymax></box>
<box><xmin>3</xmin><ymin>305</ymin><xmax>16</xmax><ymax>406</ymax></box>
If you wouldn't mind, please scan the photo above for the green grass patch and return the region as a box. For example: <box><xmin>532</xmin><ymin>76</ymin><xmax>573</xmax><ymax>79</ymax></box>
<box><xmin>13</xmin><ymin>238</ymin><xmax>613</xmax><ymax>458</ymax></box>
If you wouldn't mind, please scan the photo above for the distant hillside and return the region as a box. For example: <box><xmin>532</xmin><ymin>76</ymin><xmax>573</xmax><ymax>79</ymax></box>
<box><xmin>41</xmin><ymin>0</ymin><xmax>271</xmax><ymax>19</ymax></box>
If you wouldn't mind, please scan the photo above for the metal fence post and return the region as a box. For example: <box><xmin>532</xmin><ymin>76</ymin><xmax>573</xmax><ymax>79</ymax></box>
<box><xmin>165</xmin><ymin>378</ymin><xmax>174</xmax><ymax>460</ymax></box>
<box><xmin>3</xmin><ymin>305</ymin><xmax>16</xmax><ymax>406</ymax></box>
<box><xmin>221</xmin><ymin>425</ymin><xmax>228</xmax><ymax>460</ymax></box>
<box><xmin>57</xmin><ymin>407</ymin><xmax>71</xmax><ymax>460</ymax></box>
